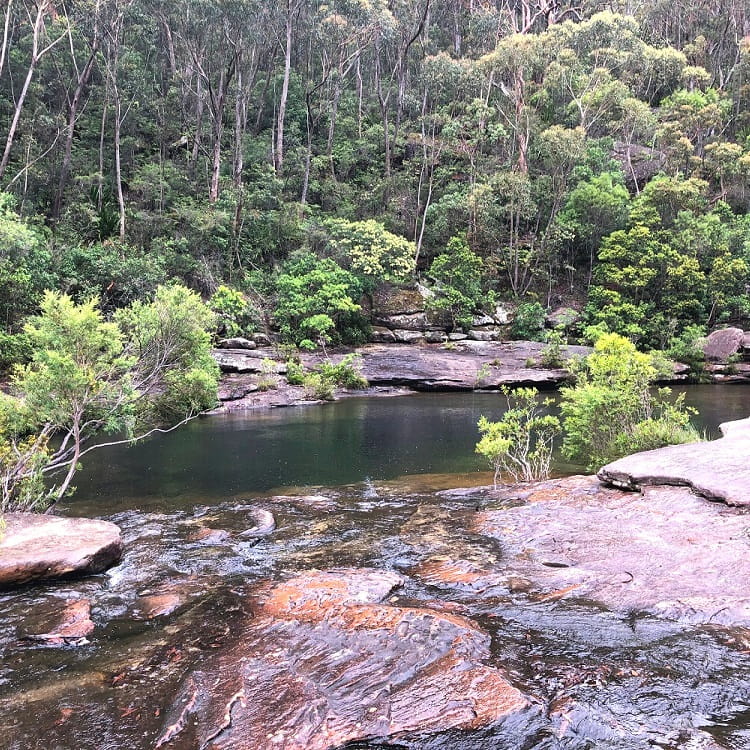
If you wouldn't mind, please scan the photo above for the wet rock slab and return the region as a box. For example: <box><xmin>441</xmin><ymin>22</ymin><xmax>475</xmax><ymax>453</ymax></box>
<box><xmin>598</xmin><ymin>415</ymin><xmax>750</xmax><ymax>506</ymax></box>
<box><xmin>156</xmin><ymin>568</ymin><xmax>528</xmax><ymax>749</ymax></box>
<box><xmin>17</xmin><ymin>597</ymin><xmax>95</xmax><ymax>645</ymax></box>
<box><xmin>472</xmin><ymin>475</ymin><xmax>750</xmax><ymax>625</ymax></box>
<box><xmin>0</xmin><ymin>513</ymin><xmax>123</xmax><ymax>588</ymax></box>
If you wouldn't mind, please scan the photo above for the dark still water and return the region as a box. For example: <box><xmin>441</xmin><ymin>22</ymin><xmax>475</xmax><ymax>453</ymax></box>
<box><xmin>69</xmin><ymin>384</ymin><xmax>750</xmax><ymax>515</ymax></box>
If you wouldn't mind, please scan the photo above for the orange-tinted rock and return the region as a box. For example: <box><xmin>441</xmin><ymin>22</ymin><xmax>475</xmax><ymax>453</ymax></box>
<box><xmin>20</xmin><ymin>598</ymin><xmax>95</xmax><ymax>644</ymax></box>
<box><xmin>410</xmin><ymin>557</ymin><xmax>493</xmax><ymax>585</ymax></box>
<box><xmin>0</xmin><ymin>514</ymin><xmax>123</xmax><ymax>588</ymax></box>
<box><xmin>136</xmin><ymin>593</ymin><xmax>184</xmax><ymax>619</ymax></box>
<box><xmin>260</xmin><ymin>568</ymin><xmax>404</xmax><ymax>622</ymax></box>
<box><xmin>156</xmin><ymin>569</ymin><xmax>528</xmax><ymax>749</ymax></box>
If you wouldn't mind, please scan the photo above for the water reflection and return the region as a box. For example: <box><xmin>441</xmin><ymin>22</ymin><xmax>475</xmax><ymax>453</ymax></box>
<box><xmin>67</xmin><ymin>386</ymin><xmax>750</xmax><ymax>516</ymax></box>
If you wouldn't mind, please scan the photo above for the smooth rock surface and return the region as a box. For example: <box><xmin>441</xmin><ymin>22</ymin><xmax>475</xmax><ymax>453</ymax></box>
<box><xmin>217</xmin><ymin>337</ymin><xmax>256</xmax><ymax>350</ymax></box>
<box><xmin>155</xmin><ymin>569</ymin><xmax>528</xmax><ymax>749</ymax></box>
<box><xmin>598</xmin><ymin>416</ymin><xmax>750</xmax><ymax>505</ymax></box>
<box><xmin>703</xmin><ymin>327</ymin><xmax>745</xmax><ymax>361</ymax></box>
<box><xmin>0</xmin><ymin>514</ymin><xmax>123</xmax><ymax>588</ymax></box>
<box><xmin>471</xmin><ymin>475</ymin><xmax>750</xmax><ymax>625</ymax></box>
<box><xmin>358</xmin><ymin>342</ymin><xmax>587</xmax><ymax>390</ymax></box>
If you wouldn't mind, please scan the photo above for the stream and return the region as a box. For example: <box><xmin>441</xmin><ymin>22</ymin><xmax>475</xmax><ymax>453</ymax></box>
<box><xmin>2</xmin><ymin>385</ymin><xmax>750</xmax><ymax>749</ymax></box>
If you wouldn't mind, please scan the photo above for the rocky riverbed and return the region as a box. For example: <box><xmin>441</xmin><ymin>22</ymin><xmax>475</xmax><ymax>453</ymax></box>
<box><xmin>4</xmin><ymin>420</ymin><xmax>750</xmax><ymax>747</ymax></box>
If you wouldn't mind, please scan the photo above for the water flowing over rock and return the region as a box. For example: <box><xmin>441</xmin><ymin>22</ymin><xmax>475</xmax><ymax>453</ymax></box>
<box><xmin>598</xmin><ymin>415</ymin><xmax>750</xmax><ymax>506</ymax></box>
<box><xmin>0</xmin><ymin>514</ymin><xmax>123</xmax><ymax>588</ymax></box>
<box><xmin>155</xmin><ymin>569</ymin><xmax>528</xmax><ymax>749</ymax></box>
<box><xmin>17</xmin><ymin>597</ymin><xmax>95</xmax><ymax>645</ymax></box>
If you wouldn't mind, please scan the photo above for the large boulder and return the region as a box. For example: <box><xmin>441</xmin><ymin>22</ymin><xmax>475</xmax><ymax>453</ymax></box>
<box><xmin>702</xmin><ymin>327</ymin><xmax>744</xmax><ymax>362</ymax></box>
<box><xmin>216</xmin><ymin>337</ymin><xmax>256</xmax><ymax>350</ymax></box>
<box><xmin>370</xmin><ymin>283</ymin><xmax>425</xmax><ymax>318</ymax></box>
<box><xmin>0</xmin><ymin>514</ymin><xmax>123</xmax><ymax>588</ymax></box>
<box><xmin>154</xmin><ymin>569</ymin><xmax>528</xmax><ymax>749</ymax></box>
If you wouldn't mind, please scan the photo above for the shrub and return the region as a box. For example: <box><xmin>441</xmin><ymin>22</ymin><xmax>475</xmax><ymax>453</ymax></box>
<box><xmin>476</xmin><ymin>387</ymin><xmax>560</xmax><ymax>486</ymax></box>
<box><xmin>540</xmin><ymin>330</ymin><xmax>566</xmax><ymax>368</ymax></box>
<box><xmin>256</xmin><ymin>358</ymin><xmax>279</xmax><ymax>391</ymax></box>
<box><xmin>285</xmin><ymin>359</ymin><xmax>306</xmax><ymax>385</ymax></box>
<box><xmin>208</xmin><ymin>285</ymin><xmax>259</xmax><ymax>338</ymax></box>
<box><xmin>317</xmin><ymin>354</ymin><xmax>368</xmax><ymax>389</ymax></box>
<box><xmin>425</xmin><ymin>235</ymin><xmax>483</xmax><ymax>330</ymax></box>
<box><xmin>302</xmin><ymin>372</ymin><xmax>335</xmax><ymax>401</ymax></box>
<box><xmin>512</xmin><ymin>301</ymin><xmax>546</xmax><ymax>341</ymax></box>
<box><xmin>274</xmin><ymin>252</ymin><xmax>369</xmax><ymax>346</ymax></box>
<box><xmin>560</xmin><ymin>333</ymin><xmax>699</xmax><ymax>471</ymax></box>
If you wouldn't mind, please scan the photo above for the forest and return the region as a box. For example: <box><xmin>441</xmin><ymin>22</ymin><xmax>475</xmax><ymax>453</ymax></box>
<box><xmin>0</xmin><ymin>0</ymin><xmax>749</xmax><ymax>358</ymax></box>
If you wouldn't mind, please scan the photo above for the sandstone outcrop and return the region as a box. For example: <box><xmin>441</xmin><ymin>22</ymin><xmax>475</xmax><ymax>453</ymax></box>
<box><xmin>155</xmin><ymin>569</ymin><xmax>528</xmax><ymax>749</ymax></box>
<box><xmin>598</xmin><ymin>415</ymin><xmax>750</xmax><ymax>506</ymax></box>
<box><xmin>0</xmin><ymin>514</ymin><xmax>123</xmax><ymax>588</ymax></box>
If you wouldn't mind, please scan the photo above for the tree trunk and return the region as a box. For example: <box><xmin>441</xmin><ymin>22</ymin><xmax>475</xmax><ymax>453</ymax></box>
<box><xmin>53</xmin><ymin>44</ymin><xmax>98</xmax><ymax>220</ymax></box>
<box><xmin>0</xmin><ymin>6</ymin><xmax>43</xmax><ymax>181</ymax></box>
<box><xmin>0</xmin><ymin>0</ymin><xmax>12</xmax><ymax>79</ymax></box>
<box><xmin>275</xmin><ymin>2</ymin><xmax>295</xmax><ymax>175</ymax></box>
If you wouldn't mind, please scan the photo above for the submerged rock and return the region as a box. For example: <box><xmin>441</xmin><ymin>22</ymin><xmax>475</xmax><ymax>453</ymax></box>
<box><xmin>598</xmin><ymin>415</ymin><xmax>750</xmax><ymax>506</ymax></box>
<box><xmin>155</xmin><ymin>568</ymin><xmax>528</xmax><ymax>749</ymax></box>
<box><xmin>18</xmin><ymin>597</ymin><xmax>95</xmax><ymax>645</ymax></box>
<box><xmin>0</xmin><ymin>514</ymin><xmax>123</xmax><ymax>588</ymax></box>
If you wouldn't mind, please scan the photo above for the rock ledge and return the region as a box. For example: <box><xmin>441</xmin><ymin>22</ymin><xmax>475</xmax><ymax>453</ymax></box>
<box><xmin>598</xmin><ymin>415</ymin><xmax>750</xmax><ymax>506</ymax></box>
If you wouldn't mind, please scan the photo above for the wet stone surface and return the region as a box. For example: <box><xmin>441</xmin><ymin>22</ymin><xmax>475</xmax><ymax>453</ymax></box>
<box><xmin>2</xmin><ymin>483</ymin><xmax>750</xmax><ymax>748</ymax></box>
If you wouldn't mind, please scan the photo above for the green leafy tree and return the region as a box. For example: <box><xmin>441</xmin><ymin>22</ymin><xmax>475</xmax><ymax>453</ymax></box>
<box><xmin>322</xmin><ymin>218</ymin><xmax>416</xmax><ymax>287</ymax></box>
<box><xmin>425</xmin><ymin>234</ymin><xmax>483</xmax><ymax>330</ymax></box>
<box><xmin>274</xmin><ymin>252</ymin><xmax>369</xmax><ymax>346</ymax></box>
<box><xmin>560</xmin><ymin>332</ymin><xmax>699</xmax><ymax>470</ymax></box>
<box><xmin>0</xmin><ymin>286</ymin><xmax>218</xmax><ymax>512</ymax></box>
<box><xmin>476</xmin><ymin>387</ymin><xmax>560</xmax><ymax>486</ymax></box>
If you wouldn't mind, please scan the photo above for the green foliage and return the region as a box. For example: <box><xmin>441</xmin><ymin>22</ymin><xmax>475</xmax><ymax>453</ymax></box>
<box><xmin>302</xmin><ymin>372</ymin><xmax>335</xmax><ymax>401</ymax></box>
<box><xmin>0</xmin><ymin>332</ymin><xmax>32</xmax><ymax>371</ymax></box>
<box><xmin>59</xmin><ymin>241</ymin><xmax>167</xmax><ymax>309</ymax></box>
<box><xmin>476</xmin><ymin>387</ymin><xmax>560</xmax><ymax>486</ymax></box>
<box><xmin>115</xmin><ymin>284</ymin><xmax>219</xmax><ymax>425</ymax></box>
<box><xmin>512</xmin><ymin>302</ymin><xmax>547</xmax><ymax>341</ymax></box>
<box><xmin>540</xmin><ymin>330</ymin><xmax>567</xmax><ymax>368</ymax></box>
<box><xmin>274</xmin><ymin>252</ymin><xmax>369</xmax><ymax>346</ymax></box>
<box><xmin>560</xmin><ymin>333</ymin><xmax>699</xmax><ymax>470</ymax></box>
<box><xmin>285</xmin><ymin>359</ymin><xmax>306</xmax><ymax>386</ymax></box>
<box><xmin>0</xmin><ymin>193</ymin><xmax>55</xmax><ymax>331</ymax></box>
<box><xmin>316</xmin><ymin>354</ymin><xmax>368</xmax><ymax>390</ymax></box>
<box><xmin>322</xmin><ymin>218</ymin><xmax>416</xmax><ymax>286</ymax></box>
<box><xmin>256</xmin><ymin>358</ymin><xmax>279</xmax><ymax>391</ymax></box>
<box><xmin>0</xmin><ymin>285</ymin><xmax>218</xmax><ymax>512</ymax></box>
<box><xmin>426</xmin><ymin>235</ymin><xmax>484</xmax><ymax>330</ymax></box>
<box><xmin>666</xmin><ymin>324</ymin><xmax>707</xmax><ymax>368</ymax></box>
<box><xmin>208</xmin><ymin>285</ymin><xmax>259</xmax><ymax>338</ymax></box>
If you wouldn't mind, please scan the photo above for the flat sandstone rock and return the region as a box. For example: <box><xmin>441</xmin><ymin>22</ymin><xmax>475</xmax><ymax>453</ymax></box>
<box><xmin>155</xmin><ymin>568</ymin><xmax>528</xmax><ymax>749</ymax></box>
<box><xmin>0</xmin><ymin>513</ymin><xmax>123</xmax><ymax>588</ymax></box>
<box><xmin>474</xmin><ymin>475</ymin><xmax>750</xmax><ymax>625</ymax></box>
<box><xmin>598</xmin><ymin>415</ymin><xmax>750</xmax><ymax>505</ymax></box>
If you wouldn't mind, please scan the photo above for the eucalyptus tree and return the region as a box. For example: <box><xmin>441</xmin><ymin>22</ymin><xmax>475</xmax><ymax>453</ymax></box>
<box><xmin>0</xmin><ymin>0</ymin><xmax>69</xmax><ymax>182</ymax></box>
